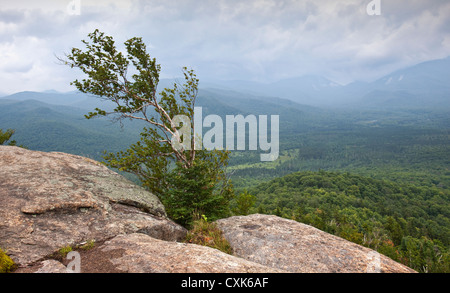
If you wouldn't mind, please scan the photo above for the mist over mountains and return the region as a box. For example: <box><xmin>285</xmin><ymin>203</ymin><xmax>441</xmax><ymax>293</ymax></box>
<box><xmin>202</xmin><ymin>57</ymin><xmax>450</xmax><ymax>109</ymax></box>
<box><xmin>2</xmin><ymin>57</ymin><xmax>449</xmax><ymax>109</ymax></box>
<box><xmin>0</xmin><ymin>57</ymin><xmax>449</xmax><ymax>160</ymax></box>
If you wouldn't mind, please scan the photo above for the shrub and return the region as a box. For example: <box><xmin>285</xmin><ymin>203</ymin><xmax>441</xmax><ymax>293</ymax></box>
<box><xmin>184</xmin><ymin>215</ymin><xmax>233</xmax><ymax>255</ymax></box>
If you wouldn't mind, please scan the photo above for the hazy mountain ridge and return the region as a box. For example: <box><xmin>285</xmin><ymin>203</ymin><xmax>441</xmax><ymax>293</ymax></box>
<box><xmin>0</xmin><ymin>98</ymin><xmax>143</xmax><ymax>159</ymax></box>
<box><xmin>0</xmin><ymin>87</ymin><xmax>322</xmax><ymax>161</ymax></box>
<box><xmin>203</xmin><ymin>57</ymin><xmax>450</xmax><ymax>108</ymax></box>
<box><xmin>0</xmin><ymin>57</ymin><xmax>448</xmax><ymax>171</ymax></box>
<box><xmin>2</xmin><ymin>57</ymin><xmax>449</xmax><ymax>110</ymax></box>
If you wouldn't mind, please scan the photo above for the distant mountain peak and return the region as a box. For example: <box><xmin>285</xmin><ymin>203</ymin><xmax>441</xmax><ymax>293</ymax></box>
<box><xmin>42</xmin><ymin>89</ymin><xmax>62</xmax><ymax>94</ymax></box>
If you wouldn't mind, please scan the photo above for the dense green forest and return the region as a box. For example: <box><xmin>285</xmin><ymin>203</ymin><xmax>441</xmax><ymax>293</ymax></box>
<box><xmin>247</xmin><ymin>171</ymin><xmax>450</xmax><ymax>273</ymax></box>
<box><xmin>0</xmin><ymin>99</ymin><xmax>144</xmax><ymax>159</ymax></box>
<box><xmin>229</xmin><ymin>115</ymin><xmax>449</xmax><ymax>189</ymax></box>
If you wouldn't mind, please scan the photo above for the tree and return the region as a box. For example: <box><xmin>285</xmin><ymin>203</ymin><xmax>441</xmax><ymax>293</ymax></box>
<box><xmin>233</xmin><ymin>190</ymin><xmax>256</xmax><ymax>216</ymax></box>
<box><xmin>0</xmin><ymin>129</ymin><xmax>17</xmax><ymax>146</ymax></box>
<box><xmin>166</xmin><ymin>157</ymin><xmax>233</xmax><ymax>226</ymax></box>
<box><xmin>62</xmin><ymin>30</ymin><xmax>234</xmax><ymax>226</ymax></box>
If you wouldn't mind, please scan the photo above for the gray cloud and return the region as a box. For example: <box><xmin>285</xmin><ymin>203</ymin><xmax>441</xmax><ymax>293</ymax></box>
<box><xmin>0</xmin><ymin>0</ymin><xmax>449</xmax><ymax>93</ymax></box>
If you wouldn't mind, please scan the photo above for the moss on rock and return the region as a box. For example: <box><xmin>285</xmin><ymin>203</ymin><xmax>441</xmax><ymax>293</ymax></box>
<box><xmin>0</xmin><ymin>248</ymin><xmax>15</xmax><ymax>273</ymax></box>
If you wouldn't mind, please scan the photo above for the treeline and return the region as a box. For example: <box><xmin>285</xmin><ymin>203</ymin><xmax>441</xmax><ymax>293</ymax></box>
<box><xmin>249</xmin><ymin>171</ymin><xmax>450</xmax><ymax>273</ymax></box>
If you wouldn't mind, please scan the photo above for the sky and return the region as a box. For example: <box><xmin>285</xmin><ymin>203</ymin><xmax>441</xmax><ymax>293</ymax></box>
<box><xmin>0</xmin><ymin>0</ymin><xmax>449</xmax><ymax>95</ymax></box>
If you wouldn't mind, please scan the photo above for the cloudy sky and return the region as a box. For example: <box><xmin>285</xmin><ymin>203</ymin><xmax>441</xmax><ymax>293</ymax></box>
<box><xmin>0</xmin><ymin>0</ymin><xmax>449</xmax><ymax>95</ymax></box>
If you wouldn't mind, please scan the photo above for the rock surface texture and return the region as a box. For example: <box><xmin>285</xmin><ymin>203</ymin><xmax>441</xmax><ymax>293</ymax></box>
<box><xmin>0</xmin><ymin>146</ymin><xmax>186</xmax><ymax>267</ymax></box>
<box><xmin>1</xmin><ymin>147</ymin><xmax>416</xmax><ymax>273</ymax></box>
<box><xmin>215</xmin><ymin>214</ymin><xmax>417</xmax><ymax>273</ymax></box>
<box><xmin>69</xmin><ymin>233</ymin><xmax>286</xmax><ymax>273</ymax></box>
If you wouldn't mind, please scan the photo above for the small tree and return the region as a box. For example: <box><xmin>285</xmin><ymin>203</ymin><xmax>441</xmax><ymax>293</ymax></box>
<box><xmin>62</xmin><ymin>30</ymin><xmax>233</xmax><ymax>226</ymax></box>
<box><xmin>233</xmin><ymin>190</ymin><xmax>256</xmax><ymax>216</ymax></box>
<box><xmin>166</xmin><ymin>157</ymin><xmax>233</xmax><ymax>226</ymax></box>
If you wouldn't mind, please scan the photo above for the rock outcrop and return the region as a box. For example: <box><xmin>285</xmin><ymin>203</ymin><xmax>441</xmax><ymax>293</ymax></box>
<box><xmin>215</xmin><ymin>214</ymin><xmax>416</xmax><ymax>273</ymax></box>
<box><xmin>1</xmin><ymin>146</ymin><xmax>416</xmax><ymax>273</ymax></box>
<box><xmin>66</xmin><ymin>233</ymin><xmax>286</xmax><ymax>273</ymax></box>
<box><xmin>0</xmin><ymin>146</ymin><xmax>186</xmax><ymax>267</ymax></box>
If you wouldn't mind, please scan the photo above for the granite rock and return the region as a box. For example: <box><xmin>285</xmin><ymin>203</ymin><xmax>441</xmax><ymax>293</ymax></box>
<box><xmin>0</xmin><ymin>146</ymin><xmax>186</xmax><ymax>267</ymax></box>
<box><xmin>215</xmin><ymin>214</ymin><xmax>416</xmax><ymax>273</ymax></box>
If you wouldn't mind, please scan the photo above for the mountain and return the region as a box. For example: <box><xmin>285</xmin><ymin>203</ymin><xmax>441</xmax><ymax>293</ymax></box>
<box><xmin>351</xmin><ymin>58</ymin><xmax>450</xmax><ymax>109</ymax></box>
<box><xmin>0</xmin><ymin>88</ymin><xmax>326</xmax><ymax>160</ymax></box>
<box><xmin>264</xmin><ymin>75</ymin><xmax>342</xmax><ymax>104</ymax></box>
<box><xmin>371</xmin><ymin>57</ymin><xmax>450</xmax><ymax>93</ymax></box>
<box><xmin>202</xmin><ymin>75</ymin><xmax>342</xmax><ymax>106</ymax></box>
<box><xmin>202</xmin><ymin>57</ymin><xmax>450</xmax><ymax>109</ymax></box>
<box><xmin>0</xmin><ymin>98</ymin><xmax>143</xmax><ymax>159</ymax></box>
<box><xmin>3</xmin><ymin>57</ymin><xmax>448</xmax><ymax>110</ymax></box>
<box><xmin>2</xmin><ymin>91</ymin><xmax>88</xmax><ymax>107</ymax></box>
<box><xmin>1</xmin><ymin>65</ymin><xmax>448</xmax><ymax>183</ymax></box>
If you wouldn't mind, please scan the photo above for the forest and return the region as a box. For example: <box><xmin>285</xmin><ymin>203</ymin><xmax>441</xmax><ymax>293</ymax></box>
<box><xmin>245</xmin><ymin>171</ymin><xmax>449</xmax><ymax>273</ymax></box>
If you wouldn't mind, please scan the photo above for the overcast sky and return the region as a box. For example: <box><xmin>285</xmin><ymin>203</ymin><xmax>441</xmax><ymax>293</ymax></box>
<box><xmin>0</xmin><ymin>0</ymin><xmax>449</xmax><ymax>95</ymax></box>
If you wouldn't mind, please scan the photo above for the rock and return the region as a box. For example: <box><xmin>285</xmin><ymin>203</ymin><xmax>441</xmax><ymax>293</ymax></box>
<box><xmin>33</xmin><ymin>260</ymin><xmax>68</xmax><ymax>273</ymax></box>
<box><xmin>0</xmin><ymin>146</ymin><xmax>187</xmax><ymax>267</ymax></box>
<box><xmin>0</xmin><ymin>146</ymin><xmax>418</xmax><ymax>273</ymax></box>
<box><xmin>215</xmin><ymin>214</ymin><xmax>417</xmax><ymax>273</ymax></box>
<box><xmin>18</xmin><ymin>233</ymin><xmax>286</xmax><ymax>273</ymax></box>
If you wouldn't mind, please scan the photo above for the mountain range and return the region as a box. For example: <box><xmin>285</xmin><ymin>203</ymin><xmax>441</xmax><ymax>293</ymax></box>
<box><xmin>0</xmin><ymin>57</ymin><xmax>448</xmax><ymax>161</ymax></box>
<box><xmin>1</xmin><ymin>56</ymin><xmax>449</xmax><ymax>109</ymax></box>
<box><xmin>202</xmin><ymin>57</ymin><xmax>450</xmax><ymax>108</ymax></box>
